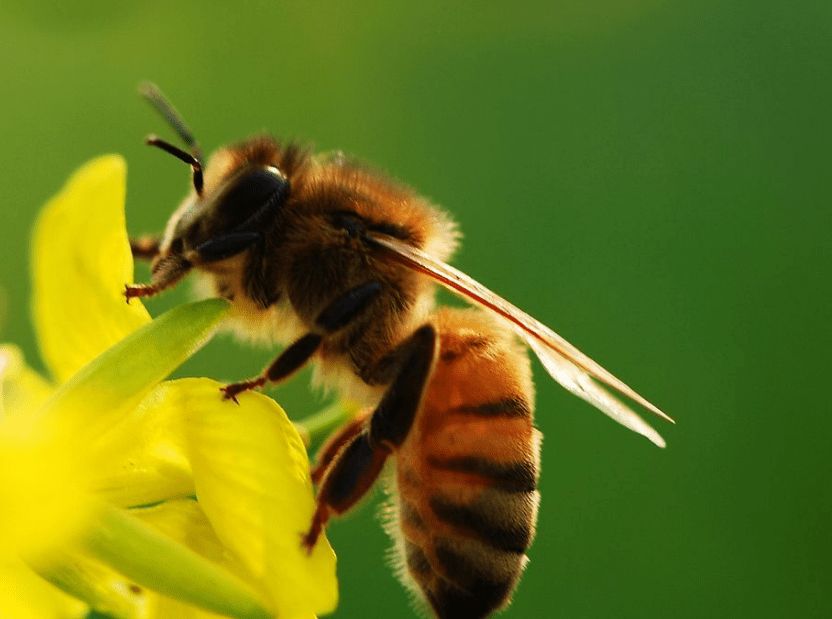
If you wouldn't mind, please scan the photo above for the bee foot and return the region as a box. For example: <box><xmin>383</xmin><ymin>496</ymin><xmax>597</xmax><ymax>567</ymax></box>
<box><xmin>300</xmin><ymin>528</ymin><xmax>319</xmax><ymax>555</ymax></box>
<box><xmin>300</xmin><ymin>507</ymin><xmax>326</xmax><ymax>554</ymax></box>
<box><xmin>220</xmin><ymin>378</ymin><xmax>266</xmax><ymax>402</ymax></box>
<box><xmin>124</xmin><ymin>283</ymin><xmax>158</xmax><ymax>303</ymax></box>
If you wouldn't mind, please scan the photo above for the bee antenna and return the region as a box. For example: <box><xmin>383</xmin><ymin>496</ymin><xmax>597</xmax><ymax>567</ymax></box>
<box><xmin>139</xmin><ymin>82</ymin><xmax>205</xmax><ymax>195</ymax></box>
<box><xmin>138</xmin><ymin>81</ymin><xmax>203</xmax><ymax>161</ymax></box>
<box><xmin>145</xmin><ymin>134</ymin><xmax>204</xmax><ymax>195</ymax></box>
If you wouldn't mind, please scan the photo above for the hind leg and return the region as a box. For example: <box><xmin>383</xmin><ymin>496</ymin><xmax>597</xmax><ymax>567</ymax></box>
<box><xmin>302</xmin><ymin>325</ymin><xmax>437</xmax><ymax>551</ymax></box>
<box><xmin>310</xmin><ymin>409</ymin><xmax>371</xmax><ymax>485</ymax></box>
<box><xmin>302</xmin><ymin>430</ymin><xmax>388</xmax><ymax>551</ymax></box>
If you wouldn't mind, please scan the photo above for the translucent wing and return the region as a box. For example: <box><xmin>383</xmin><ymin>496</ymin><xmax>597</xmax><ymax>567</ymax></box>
<box><xmin>368</xmin><ymin>232</ymin><xmax>673</xmax><ymax>448</ymax></box>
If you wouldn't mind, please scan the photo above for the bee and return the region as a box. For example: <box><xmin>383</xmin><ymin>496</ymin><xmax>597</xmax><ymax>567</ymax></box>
<box><xmin>127</xmin><ymin>83</ymin><xmax>673</xmax><ymax>619</ymax></box>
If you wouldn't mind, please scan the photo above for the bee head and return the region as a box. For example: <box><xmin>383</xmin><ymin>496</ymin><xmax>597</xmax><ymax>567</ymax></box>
<box><xmin>158</xmin><ymin>162</ymin><xmax>290</xmax><ymax>260</ymax></box>
<box><xmin>140</xmin><ymin>83</ymin><xmax>290</xmax><ymax>265</ymax></box>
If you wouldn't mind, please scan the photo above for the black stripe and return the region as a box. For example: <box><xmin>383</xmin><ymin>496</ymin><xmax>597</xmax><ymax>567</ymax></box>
<box><xmin>405</xmin><ymin>541</ymin><xmax>432</xmax><ymax>576</ymax></box>
<box><xmin>429</xmin><ymin>496</ymin><xmax>532</xmax><ymax>553</ymax></box>
<box><xmin>427</xmin><ymin>456</ymin><xmax>537</xmax><ymax>494</ymax></box>
<box><xmin>428</xmin><ymin>576</ymin><xmax>515</xmax><ymax>619</ymax></box>
<box><xmin>451</xmin><ymin>396</ymin><xmax>531</xmax><ymax>418</ymax></box>
<box><xmin>434</xmin><ymin>541</ymin><xmax>516</xmax><ymax>599</ymax></box>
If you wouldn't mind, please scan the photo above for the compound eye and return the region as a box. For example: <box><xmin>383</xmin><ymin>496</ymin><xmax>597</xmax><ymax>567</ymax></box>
<box><xmin>215</xmin><ymin>166</ymin><xmax>289</xmax><ymax>227</ymax></box>
<box><xmin>169</xmin><ymin>237</ymin><xmax>185</xmax><ymax>254</ymax></box>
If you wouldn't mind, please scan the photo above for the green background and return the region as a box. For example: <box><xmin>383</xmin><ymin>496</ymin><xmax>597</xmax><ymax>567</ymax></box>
<box><xmin>1</xmin><ymin>1</ymin><xmax>829</xmax><ymax>617</ymax></box>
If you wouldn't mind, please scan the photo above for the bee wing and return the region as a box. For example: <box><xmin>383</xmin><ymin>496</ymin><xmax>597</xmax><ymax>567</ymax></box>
<box><xmin>368</xmin><ymin>232</ymin><xmax>672</xmax><ymax>448</ymax></box>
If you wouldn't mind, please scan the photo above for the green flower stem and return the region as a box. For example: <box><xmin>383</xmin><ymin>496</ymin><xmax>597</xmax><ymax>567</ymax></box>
<box><xmin>34</xmin><ymin>553</ymin><xmax>138</xmax><ymax>619</ymax></box>
<box><xmin>81</xmin><ymin>503</ymin><xmax>270</xmax><ymax>619</ymax></box>
<box><xmin>294</xmin><ymin>400</ymin><xmax>357</xmax><ymax>448</ymax></box>
<box><xmin>40</xmin><ymin>299</ymin><xmax>229</xmax><ymax>442</ymax></box>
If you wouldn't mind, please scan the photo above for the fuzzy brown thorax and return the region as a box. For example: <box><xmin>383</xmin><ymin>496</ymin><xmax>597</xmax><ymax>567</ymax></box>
<box><xmin>158</xmin><ymin>136</ymin><xmax>458</xmax><ymax>402</ymax></box>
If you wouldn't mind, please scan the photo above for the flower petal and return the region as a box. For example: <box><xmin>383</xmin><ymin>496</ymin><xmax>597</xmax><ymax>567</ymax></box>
<box><xmin>0</xmin><ymin>413</ymin><xmax>92</xmax><ymax>562</ymax></box>
<box><xmin>93</xmin><ymin>385</ymin><xmax>194</xmax><ymax>508</ymax></box>
<box><xmin>132</xmin><ymin>499</ymin><xmax>230</xmax><ymax>567</ymax></box>
<box><xmin>32</xmin><ymin>155</ymin><xmax>151</xmax><ymax>384</ymax></box>
<box><xmin>0</xmin><ymin>350</ymin><xmax>89</xmax><ymax>563</ymax></box>
<box><xmin>164</xmin><ymin>379</ymin><xmax>338</xmax><ymax>617</ymax></box>
<box><xmin>0</xmin><ymin>560</ymin><xmax>87</xmax><ymax>619</ymax></box>
<box><xmin>0</xmin><ymin>344</ymin><xmax>52</xmax><ymax>418</ymax></box>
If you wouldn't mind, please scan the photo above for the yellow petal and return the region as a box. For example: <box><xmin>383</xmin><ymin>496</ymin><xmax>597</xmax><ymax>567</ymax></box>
<box><xmin>32</xmin><ymin>155</ymin><xmax>151</xmax><ymax>384</ymax></box>
<box><xmin>0</xmin><ymin>344</ymin><xmax>53</xmax><ymax>418</ymax></box>
<box><xmin>0</xmin><ymin>559</ymin><xmax>88</xmax><ymax>619</ymax></box>
<box><xmin>0</xmin><ymin>413</ymin><xmax>92</xmax><ymax>562</ymax></box>
<box><xmin>164</xmin><ymin>379</ymin><xmax>338</xmax><ymax>617</ymax></box>
<box><xmin>0</xmin><ymin>347</ymin><xmax>92</xmax><ymax>564</ymax></box>
<box><xmin>132</xmin><ymin>499</ymin><xmax>230</xmax><ymax>567</ymax></box>
<box><xmin>92</xmin><ymin>386</ymin><xmax>194</xmax><ymax>508</ymax></box>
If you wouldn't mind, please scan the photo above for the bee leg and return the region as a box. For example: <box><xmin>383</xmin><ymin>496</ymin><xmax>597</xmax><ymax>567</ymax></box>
<box><xmin>130</xmin><ymin>235</ymin><xmax>161</xmax><ymax>260</ymax></box>
<box><xmin>221</xmin><ymin>281</ymin><xmax>383</xmax><ymax>400</ymax></box>
<box><xmin>221</xmin><ymin>333</ymin><xmax>322</xmax><ymax>402</ymax></box>
<box><xmin>302</xmin><ymin>326</ymin><xmax>437</xmax><ymax>551</ymax></box>
<box><xmin>124</xmin><ymin>254</ymin><xmax>192</xmax><ymax>301</ymax></box>
<box><xmin>367</xmin><ymin>324</ymin><xmax>438</xmax><ymax>448</ymax></box>
<box><xmin>310</xmin><ymin>409</ymin><xmax>371</xmax><ymax>485</ymax></box>
<box><xmin>312</xmin><ymin>281</ymin><xmax>383</xmax><ymax>332</ymax></box>
<box><xmin>301</xmin><ymin>429</ymin><xmax>389</xmax><ymax>553</ymax></box>
<box><xmin>190</xmin><ymin>232</ymin><xmax>261</xmax><ymax>264</ymax></box>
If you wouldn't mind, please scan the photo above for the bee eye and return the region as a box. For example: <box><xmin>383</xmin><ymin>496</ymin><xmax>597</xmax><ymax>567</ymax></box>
<box><xmin>215</xmin><ymin>167</ymin><xmax>289</xmax><ymax>227</ymax></box>
<box><xmin>169</xmin><ymin>237</ymin><xmax>185</xmax><ymax>254</ymax></box>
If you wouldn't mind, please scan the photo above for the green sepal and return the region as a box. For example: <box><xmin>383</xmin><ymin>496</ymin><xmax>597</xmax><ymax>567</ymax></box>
<box><xmin>81</xmin><ymin>504</ymin><xmax>270</xmax><ymax>619</ymax></box>
<box><xmin>39</xmin><ymin>299</ymin><xmax>229</xmax><ymax>443</ymax></box>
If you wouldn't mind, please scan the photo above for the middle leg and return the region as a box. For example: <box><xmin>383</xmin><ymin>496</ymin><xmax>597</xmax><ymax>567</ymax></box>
<box><xmin>221</xmin><ymin>281</ymin><xmax>383</xmax><ymax>400</ymax></box>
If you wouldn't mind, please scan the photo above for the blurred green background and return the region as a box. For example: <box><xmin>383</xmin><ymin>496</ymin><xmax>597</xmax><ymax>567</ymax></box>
<box><xmin>1</xmin><ymin>1</ymin><xmax>830</xmax><ymax>617</ymax></box>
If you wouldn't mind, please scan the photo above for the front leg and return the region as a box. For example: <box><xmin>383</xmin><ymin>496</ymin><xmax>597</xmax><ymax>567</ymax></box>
<box><xmin>125</xmin><ymin>232</ymin><xmax>262</xmax><ymax>301</ymax></box>
<box><xmin>221</xmin><ymin>281</ymin><xmax>383</xmax><ymax>400</ymax></box>
<box><xmin>124</xmin><ymin>253</ymin><xmax>192</xmax><ymax>301</ymax></box>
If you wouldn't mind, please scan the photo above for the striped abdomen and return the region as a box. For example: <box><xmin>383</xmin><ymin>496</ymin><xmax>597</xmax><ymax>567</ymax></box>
<box><xmin>392</xmin><ymin>308</ymin><xmax>541</xmax><ymax>619</ymax></box>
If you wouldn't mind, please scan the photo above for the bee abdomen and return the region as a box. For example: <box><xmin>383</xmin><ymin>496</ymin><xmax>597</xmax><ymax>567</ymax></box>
<box><xmin>396</xmin><ymin>453</ymin><xmax>540</xmax><ymax>618</ymax></box>
<box><xmin>427</xmin><ymin>454</ymin><xmax>538</xmax><ymax>494</ymax></box>
<box><xmin>429</xmin><ymin>536</ymin><xmax>526</xmax><ymax>619</ymax></box>
<box><xmin>391</xmin><ymin>307</ymin><xmax>540</xmax><ymax>617</ymax></box>
<box><xmin>429</xmin><ymin>494</ymin><xmax>534</xmax><ymax>553</ymax></box>
<box><xmin>398</xmin><ymin>508</ymin><xmax>534</xmax><ymax>619</ymax></box>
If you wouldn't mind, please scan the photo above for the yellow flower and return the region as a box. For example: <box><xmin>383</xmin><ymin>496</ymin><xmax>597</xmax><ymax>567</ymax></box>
<box><xmin>0</xmin><ymin>156</ymin><xmax>338</xmax><ymax>618</ymax></box>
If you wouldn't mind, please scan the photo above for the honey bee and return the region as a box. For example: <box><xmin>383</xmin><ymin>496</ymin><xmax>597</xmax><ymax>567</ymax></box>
<box><xmin>127</xmin><ymin>83</ymin><xmax>673</xmax><ymax>619</ymax></box>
